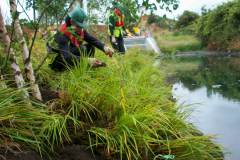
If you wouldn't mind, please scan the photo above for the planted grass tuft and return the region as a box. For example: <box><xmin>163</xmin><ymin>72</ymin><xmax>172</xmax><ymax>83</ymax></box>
<box><xmin>0</xmin><ymin>47</ymin><xmax>223</xmax><ymax>159</ymax></box>
<box><xmin>50</xmin><ymin>50</ymin><xmax>223</xmax><ymax>160</ymax></box>
<box><xmin>0</xmin><ymin>87</ymin><xmax>79</xmax><ymax>156</ymax></box>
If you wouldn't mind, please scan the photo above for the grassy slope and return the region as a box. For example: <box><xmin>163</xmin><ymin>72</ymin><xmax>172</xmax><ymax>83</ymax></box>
<box><xmin>153</xmin><ymin>29</ymin><xmax>202</xmax><ymax>54</ymax></box>
<box><xmin>0</xmin><ymin>40</ymin><xmax>223</xmax><ymax>159</ymax></box>
<box><xmin>38</xmin><ymin>48</ymin><xmax>223</xmax><ymax>159</ymax></box>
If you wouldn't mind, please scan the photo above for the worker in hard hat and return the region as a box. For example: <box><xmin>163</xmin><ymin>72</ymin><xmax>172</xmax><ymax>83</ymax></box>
<box><xmin>47</xmin><ymin>5</ymin><xmax>114</xmax><ymax>71</ymax></box>
<box><xmin>108</xmin><ymin>2</ymin><xmax>126</xmax><ymax>54</ymax></box>
<box><xmin>133</xmin><ymin>27</ymin><xmax>140</xmax><ymax>36</ymax></box>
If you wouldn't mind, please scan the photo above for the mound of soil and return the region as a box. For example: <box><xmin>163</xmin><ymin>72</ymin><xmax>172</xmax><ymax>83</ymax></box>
<box><xmin>0</xmin><ymin>151</ymin><xmax>42</xmax><ymax>160</ymax></box>
<box><xmin>56</xmin><ymin>145</ymin><xmax>101</xmax><ymax>160</ymax></box>
<box><xmin>0</xmin><ymin>145</ymin><xmax>101</xmax><ymax>160</ymax></box>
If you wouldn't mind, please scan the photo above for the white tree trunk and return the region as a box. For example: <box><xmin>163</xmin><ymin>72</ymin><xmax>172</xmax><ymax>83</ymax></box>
<box><xmin>0</xmin><ymin>70</ymin><xmax>7</xmax><ymax>88</ymax></box>
<box><xmin>0</xmin><ymin>7</ymin><xmax>28</xmax><ymax>97</ymax></box>
<box><xmin>9</xmin><ymin>0</ymin><xmax>42</xmax><ymax>101</ymax></box>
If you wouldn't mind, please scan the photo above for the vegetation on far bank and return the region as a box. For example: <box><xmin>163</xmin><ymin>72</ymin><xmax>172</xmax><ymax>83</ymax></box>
<box><xmin>152</xmin><ymin>29</ymin><xmax>202</xmax><ymax>54</ymax></box>
<box><xmin>148</xmin><ymin>0</ymin><xmax>240</xmax><ymax>53</ymax></box>
<box><xmin>196</xmin><ymin>0</ymin><xmax>240</xmax><ymax>51</ymax></box>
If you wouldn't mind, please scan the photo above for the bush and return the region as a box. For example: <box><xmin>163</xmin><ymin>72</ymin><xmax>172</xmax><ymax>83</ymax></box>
<box><xmin>176</xmin><ymin>10</ymin><xmax>199</xmax><ymax>28</ymax></box>
<box><xmin>196</xmin><ymin>0</ymin><xmax>240</xmax><ymax>50</ymax></box>
<box><xmin>147</xmin><ymin>14</ymin><xmax>175</xmax><ymax>29</ymax></box>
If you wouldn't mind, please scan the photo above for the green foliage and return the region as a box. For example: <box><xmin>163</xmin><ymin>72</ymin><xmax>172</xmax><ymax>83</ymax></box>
<box><xmin>176</xmin><ymin>10</ymin><xmax>199</xmax><ymax>28</ymax></box>
<box><xmin>19</xmin><ymin>19</ymin><xmax>37</xmax><ymax>29</ymax></box>
<box><xmin>147</xmin><ymin>14</ymin><xmax>174</xmax><ymax>29</ymax></box>
<box><xmin>25</xmin><ymin>0</ymin><xmax>72</xmax><ymax>25</ymax></box>
<box><xmin>196</xmin><ymin>0</ymin><xmax>240</xmax><ymax>49</ymax></box>
<box><xmin>87</xmin><ymin>0</ymin><xmax>179</xmax><ymax>27</ymax></box>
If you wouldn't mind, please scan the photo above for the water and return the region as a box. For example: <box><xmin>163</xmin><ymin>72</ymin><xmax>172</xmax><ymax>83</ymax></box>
<box><xmin>172</xmin><ymin>57</ymin><xmax>240</xmax><ymax>160</ymax></box>
<box><xmin>124</xmin><ymin>35</ymin><xmax>161</xmax><ymax>54</ymax></box>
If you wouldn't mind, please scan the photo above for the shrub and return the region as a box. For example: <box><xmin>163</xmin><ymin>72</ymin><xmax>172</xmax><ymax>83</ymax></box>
<box><xmin>147</xmin><ymin>14</ymin><xmax>175</xmax><ymax>29</ymax></box>
<box><xmin>176</xmin><ymin>10</ymin><xmax>199</xmax><ymax>28</ymax></box>
<box><xmin>196</xmin><ymin>0</ymin><xmax>240</xmax><ymax>50</ymax></box>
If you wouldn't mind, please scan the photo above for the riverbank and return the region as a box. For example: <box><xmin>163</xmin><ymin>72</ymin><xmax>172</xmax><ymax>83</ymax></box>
<box><xmin>0</xmin><ymin>46</ymin><xmax>224</xmax><ymax>159</ymax></box>
<box><xmin>175</xmin><ymin>50</ymin><xmax>240</xmax><ymax>58</ymax></box>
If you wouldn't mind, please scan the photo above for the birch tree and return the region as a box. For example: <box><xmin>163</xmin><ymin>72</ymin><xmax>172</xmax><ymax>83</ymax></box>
<box><xmin>0</xmin><ymin>7</ymin><xmax>28</xmax><ymax>96</ymax></box>
<box><xmin>0</xmin><ymin>70</ymin><xmax>7</xmax><ymax>88</ymax></box>
<box><xmin>9</xmin><ymin>0</ymin><xmax>42</xmax><ymax>101</ymax></box>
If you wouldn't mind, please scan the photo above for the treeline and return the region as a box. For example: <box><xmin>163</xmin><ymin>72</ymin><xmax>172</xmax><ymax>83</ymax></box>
<box><xmin>148</xmin><ymin>0</ymin><xmax>240</xmax><ymax>51</ymax></box>
<box><xmin>196</xmin><ymin>0</ymin><xmax>240</xmax><ymax>50</ymax></box>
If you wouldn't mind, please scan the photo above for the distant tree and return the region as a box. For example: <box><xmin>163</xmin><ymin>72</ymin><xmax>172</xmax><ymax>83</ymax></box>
<box><xmin>25</xmin><ymin>0</ymin><xmax>72</xmax><ymax>25</ymax></box>
<box><xmin>147</xmin><ymin>14</ymin><xmax>171</xmax><ymax>29</ymax></box>
<box><xmin>86</xmin><ymin>0</ymin><xmax>179</xmax><ymax>27</ymax></box>
<box><xmin>176</xmin><ymin>10</ymin><xmax>199</xmax><ymax>28</ymax></box>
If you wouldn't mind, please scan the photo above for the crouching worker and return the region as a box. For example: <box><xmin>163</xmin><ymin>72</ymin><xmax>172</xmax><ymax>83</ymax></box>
<box><xmin>47</xmin><ymin>5</ymin><xmax>114</xmax><ymax>71</ymax></box>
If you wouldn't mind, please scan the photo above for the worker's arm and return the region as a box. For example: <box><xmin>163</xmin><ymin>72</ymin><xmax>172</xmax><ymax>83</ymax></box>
<box><xmin>83</xmin><ymin>31</ymin><xmax>105</xmax><ymax>52</ymax></box>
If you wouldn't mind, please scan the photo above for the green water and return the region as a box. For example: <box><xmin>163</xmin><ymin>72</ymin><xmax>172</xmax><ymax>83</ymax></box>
<box><xmin>172</xmin><ymin>57</ymin><xmax>240</xmax><ymax>160</ymax></box>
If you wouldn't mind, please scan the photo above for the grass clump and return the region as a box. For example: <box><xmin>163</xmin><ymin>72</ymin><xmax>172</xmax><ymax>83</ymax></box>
<box><xmin>0</xmin><ymin>87</ymin><xmax>80</xmax><ymax>156</ymax></box>
<box><xmin>49</xmin><ymin>50</ymin><xmax>223</xmax><ymax>160</ymax></box>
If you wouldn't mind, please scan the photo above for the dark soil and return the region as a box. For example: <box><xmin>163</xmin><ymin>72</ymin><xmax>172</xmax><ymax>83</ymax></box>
<box><xmin>56</xmin><ymin>145</ymin><xmax>101</xmax><ymax>160</ymax></box>
<box><xmin>0</xmin><ymin>151</ymin><xmax>42</xmax><ymax>160</ymax></box>
<box><xmin>40</xmin><ymin>86</ymin><xmax>60</xmax><ymax>102</ymax></box>
<box><xmin>0</xmin><ymin>145</ymin><xmax>102</xmax><ymax>160</ymax></box>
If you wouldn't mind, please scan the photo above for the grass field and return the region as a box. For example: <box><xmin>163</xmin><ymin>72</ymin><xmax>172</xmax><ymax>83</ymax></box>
<box><xmin>153</xmin><ymin>30</ymin><xmax>202</xmax><ymax>54</ymax></box>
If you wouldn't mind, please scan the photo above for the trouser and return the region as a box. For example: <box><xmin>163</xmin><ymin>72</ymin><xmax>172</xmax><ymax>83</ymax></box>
<box><xmin>110</xmin><ymin>36</ymin><xmax>125</xmax><ymax>54</ymax></box>
<box><xmin>49</xmin><ymin>43</ymin><xmax>95</xmax><ymax>71</ymax></box>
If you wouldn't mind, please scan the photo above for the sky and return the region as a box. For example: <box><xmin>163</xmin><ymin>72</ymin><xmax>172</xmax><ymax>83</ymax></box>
<box><xmin>156</xmin><ymin>0</ymin><xmax>231</xmax><ymax>19</ymax></box>
<box><xmin>0</xmin><ymin>0</ymin><xmax>232</xmax><ymax>22</ymax></box>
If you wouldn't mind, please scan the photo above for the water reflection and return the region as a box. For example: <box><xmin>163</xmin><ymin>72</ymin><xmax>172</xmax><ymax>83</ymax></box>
<box><xmin>176</xmin><ymin>57</ymin><xmax>240</xmax><ymax>101</ymax></box>
<box><xmin>172</xmin><ymin>57</ymin><xmax>240</xmax><ymax>160</ymax></box>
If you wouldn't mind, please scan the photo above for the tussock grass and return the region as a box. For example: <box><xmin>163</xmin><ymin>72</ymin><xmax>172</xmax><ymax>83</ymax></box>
<box><xmin>0</xmin><ymin>44</ymin><xmax>223</xmax><ymax>159</ymax></box>
<box><xmin>49</xmin><ymin>50</ymin><xmax>223</xmax><ymax>160</ymax></box>
<box><xmin>0</xmin><ymin>87</ymin><xmax>79</xmax><ymax>155</ymax></box>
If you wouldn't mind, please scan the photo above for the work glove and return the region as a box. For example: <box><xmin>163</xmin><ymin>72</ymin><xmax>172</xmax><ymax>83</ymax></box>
<box><xmin>111</xmin><ymin>36</ymin><xmax>116</xmax><ymax>43</ymax></box>
<box><xmin>104</xmin><ymin>46</ymin><xmax>114</xmax><ymax>58</ymax></box>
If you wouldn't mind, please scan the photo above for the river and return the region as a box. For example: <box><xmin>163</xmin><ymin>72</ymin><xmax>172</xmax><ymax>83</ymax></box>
<box><xmin>171</xmin><ymin>56</ymin><xmax>240</xmax><ymax>160</ymax></box>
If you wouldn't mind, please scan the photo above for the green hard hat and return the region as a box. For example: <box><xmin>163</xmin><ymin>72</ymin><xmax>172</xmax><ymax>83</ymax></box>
<box><xmin>112</xmin><ymin>2</ymin><xmax>125</xmax><ymax>14</ymax></box>
<box><xmin>68</xmin><ymin>5</ymin><xmax>87</xmax><ymax>28</ymax></box>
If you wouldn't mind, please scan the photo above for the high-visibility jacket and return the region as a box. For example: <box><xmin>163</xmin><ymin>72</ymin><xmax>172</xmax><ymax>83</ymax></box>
<box><xmin>108</xmin><ymin>12</ymin><xmax>125</xmax><ymax>38</ymax></box>
<box><xmin>59</xmin><ymin>23</ymin><xmax>84</xmax><ymax>47</ymax></box>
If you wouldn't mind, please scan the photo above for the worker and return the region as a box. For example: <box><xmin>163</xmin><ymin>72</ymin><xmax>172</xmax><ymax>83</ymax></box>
<box><xmin>108</xmin><ymin>2</ymin><xmax>126</xmax><ymax>54</ymax></box>
<box><xmin>47</xmin><ymin>5</ymin><xmax>114</xmax><ymax>71</ymax></box>
<box><xmin>133</xmin><ymin>27</ymin><xmax>140</xmax><ymax>36</ymax></box>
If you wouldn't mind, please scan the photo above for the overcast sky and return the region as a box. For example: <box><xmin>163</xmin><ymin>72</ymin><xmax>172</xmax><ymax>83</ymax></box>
<box><xmin>157</xmin><ymin>0</ymin><xmax>231</xmax><ymax>19</ymax></box>
<box><xmin>0</xmin><ymin>0</ymin><xmax>231</xmax><ymax>22</ymax></box>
